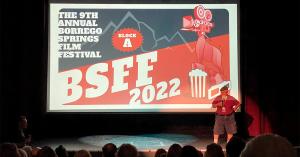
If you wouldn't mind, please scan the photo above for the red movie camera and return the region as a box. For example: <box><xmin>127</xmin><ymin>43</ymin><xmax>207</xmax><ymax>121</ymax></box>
<box><xmin>182</xmin><ymin>5</ymin><xmax>214</xmax><ymax>34</ymax></box>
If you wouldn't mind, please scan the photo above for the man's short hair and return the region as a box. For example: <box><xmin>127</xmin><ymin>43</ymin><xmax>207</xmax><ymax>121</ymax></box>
<box><xmin>220</xmin><ymin>86</ymin><xmax>229</xmax><ymax>91</ymax></box>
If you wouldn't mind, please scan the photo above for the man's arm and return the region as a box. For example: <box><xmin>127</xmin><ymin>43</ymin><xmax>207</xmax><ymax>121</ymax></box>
<box><xmin>233</xmin><ymin>99</ymin><xmax>240</xmax><ymax>111</ymax></box>
<box><xmin>212</xmin><ymin>99</ymin><xmax>222</xmax><ymax>108</ymax></box>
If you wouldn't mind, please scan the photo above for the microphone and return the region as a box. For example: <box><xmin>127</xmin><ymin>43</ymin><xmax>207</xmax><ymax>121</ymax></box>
<box><xmin>221</xmin><ymin>98</ymin><xmax>226</xmax><ymax>112</ymax></box>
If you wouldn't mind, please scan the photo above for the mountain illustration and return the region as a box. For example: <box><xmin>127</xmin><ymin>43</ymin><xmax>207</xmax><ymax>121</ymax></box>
<box><xmin>96</xmin><ymin>11</ymin><xmax>194</xmax><ymax>55</ymax></box>
<box><xmin>59</xmin><ymin>10</ymin><xmax>197</xmax><ymax>72</ymax></box>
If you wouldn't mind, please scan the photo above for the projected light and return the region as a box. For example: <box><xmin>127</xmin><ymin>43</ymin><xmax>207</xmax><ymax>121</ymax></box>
<box><xmin>47</xmin><ymin>4</ymin><xmax>239</xmax><ymax>112</ymax></box>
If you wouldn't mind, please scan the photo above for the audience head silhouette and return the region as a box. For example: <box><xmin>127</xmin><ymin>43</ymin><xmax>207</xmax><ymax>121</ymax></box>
<box><xmin>0</xmin><ymin>134</ymin><xmax>298</xmax><ymax>157</ymax></box>
<box><xmin>18</xmin><ymin>149</ymin><xmax>28</xmax><ymax>157</ymax></box>
<box><xmin>226</xmin><ymin>136</ymin><xmax>246</xmax><ymax>157</ymax></box>
<box><xmin>22</xmin><ymin>146</ymin><xmax>33</xmax><ymax>157</ymax></box>
<box><xmin>37</xmin><ymin>146</ymin><xmax>57</xmax><ymax>157</ymax></box>
<box><xmin>155</xmin><ymin>148</ymin><xmax>167</xmax><ymax>157</ymax></box>
<box><xmin>167</xmin><ymin>144</ymin><xmax>182</xmax><ymax>157</ymax></box>
<box><xmin>240</xmin><ymin>134</ymin><xmax>297</xmax><ymax>157</ymax></box>
<box><xmin>117</xmin><ymin>144</ymin><xmax>138</xmax><ymax>157</ymax></box>
<box><xmin>55</xmin><ymin>145</ymin><xmax>68</xmax><ymax>157</ymax></box>
<box><xmin>0</xmin><ymin>143</ymin><xmax>20</xmax><ymax>157</ymax></box>
<box><xmin>204</xmin><ymin>143</ymin><xmax>224</xmax><ymax>157</ymax></box>
<box><xmin>180</xmin><ymin>145</ymin><xmax>203</xmax><ymax>157</ymax></box>
<box><xmin>74</xmin><ymin>149</ymin><xmax>92</xmax><ymax>157</ymax></box>
<box><xmin>102</xmin><ymin>143</ymin><xmax>117</xmax><ymax>157</ymax></box>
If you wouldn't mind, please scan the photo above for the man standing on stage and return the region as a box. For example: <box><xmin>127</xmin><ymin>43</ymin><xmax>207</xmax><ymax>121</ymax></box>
<box><xmin>212</xmin><ymin>86</ymin><xmax>240</xmax><ymax>143</ymax></box>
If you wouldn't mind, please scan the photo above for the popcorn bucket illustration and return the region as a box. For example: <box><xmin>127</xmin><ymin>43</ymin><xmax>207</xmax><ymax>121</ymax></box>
<box><xmin>189</xmin><ymin>69</ymin><xmax>207</xmax><ymax>98</ymax></box>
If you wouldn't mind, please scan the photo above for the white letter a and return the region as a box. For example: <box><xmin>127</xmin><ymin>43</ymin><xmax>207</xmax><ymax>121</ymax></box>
<box><xmin>123</xmin><ymin>38</ymin><xmax>132</xmax><ymax>47</ymax></box>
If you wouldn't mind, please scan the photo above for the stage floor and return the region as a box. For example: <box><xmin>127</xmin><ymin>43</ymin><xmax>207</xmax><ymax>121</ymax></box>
<box><xmin>33</xmin><ymin>133</ymin><xmax>228</xmax><ymax>152</ymax></box>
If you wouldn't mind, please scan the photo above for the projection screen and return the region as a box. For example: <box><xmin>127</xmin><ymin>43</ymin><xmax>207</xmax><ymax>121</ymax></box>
<box><xmin>47</xmin><ymin>3</ymin><xmax>240</xmax><ymax>112</ymax></box>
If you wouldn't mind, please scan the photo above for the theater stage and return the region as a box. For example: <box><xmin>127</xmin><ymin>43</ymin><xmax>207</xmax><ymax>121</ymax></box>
<box><xmin>33</xmin><ymin>133</ymin><xmax>228</xmax><ymax>154</ymax></box>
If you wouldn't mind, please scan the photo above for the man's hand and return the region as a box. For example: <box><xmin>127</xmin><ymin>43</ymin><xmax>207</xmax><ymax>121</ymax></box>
<box><xmin>233</xmin><ymin>105</ymin><xmax>240</xmax><ymax>112</ymax></box>
<box><xmin>213</xmin><ymin>102</ymin><xmax>223</xmax><ymax>107</ymax></box>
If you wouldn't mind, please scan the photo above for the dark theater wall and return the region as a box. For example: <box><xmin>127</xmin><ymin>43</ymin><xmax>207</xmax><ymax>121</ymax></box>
<box><xmin>1</xmin><ymin>0</ymin><xmax>300</xmax><ymax>145</ymax></box>
<box><xmin>239</xmin><ymin>1</ymin><xmax>300</xmax><ymax>144</ymax></box>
